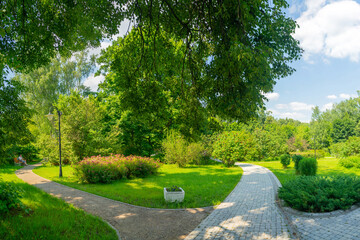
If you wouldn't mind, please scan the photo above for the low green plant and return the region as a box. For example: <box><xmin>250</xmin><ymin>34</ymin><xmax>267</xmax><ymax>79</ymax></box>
<box><xmin>291</xmin><ymin>154</ymin><xmax>304</xmax><ymax>174</ymax></box>
<box><xmin>279</xmin><ymin>175</ymin><xmax>360</xmax><ymax>212</ymax></box>
<box><xmin>339</xmin><ymin>156</ymin><xmax>360</xmax><ymax>169</ymax></box>
<box><xmin>0</xmin><ymin>179</ymin><xmax>24</xmax><ymax>214</ymax></box>
<box><xmin>166</xmin><ymin>185</ymin><xmax>182</xmax><ymax>192</ymax></box>
<box><xmin>299</xmin><ymin>157</ymin><xmax>317</xmax><ymax>176</ymax></box>
<box><xmin>280</xmin><ymin>154</ymin><xmax>291</xmax><ymax>168</ymax></box>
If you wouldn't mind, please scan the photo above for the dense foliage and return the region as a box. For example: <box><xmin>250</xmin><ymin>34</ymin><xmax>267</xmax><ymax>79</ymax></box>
<box><xmin>291</xmin><ymin>154</ymin><xmax>304</xmax><ymax>174</ymax></box>
<box><xmin>0</xmin><ymin>179</ymin><xmax>23</xmax><ymax>214</ymax></box>
<box><xmin>279</xmin><ymin>176</ymin><xmax>360</xmax><ymax>212</ymax></box>
<box><xmin>0</xmin><ymin>79</ymin><xmax>33</xmax><ymax>164</ymax></box>
<box><xmin>212</xmin><ymin>130</ymin><xmax>257</xmax><ymax>166</ymax></box>
<box><xmin>73</xmin><ymin>155</ymin><xmax>161</xmax><ymax>183</ymax></box>
<box><xmin>280</xmin><ymin>154</ymin><xmax>291</xmax><ymax>168</ymax></box>
<box><xmin>298</xmin><ymin>158</ymin><xmax>317</xmax><ymax>176</ymax></box>
<box><xmin>339</xmin><ymin>156</ymin><xmax>360</xmax><ymax>169</ymax></box>
<box><xmin>162</xmin><ymin>131</ymin><xmax>205</xmax><ymax>167</ymax></box>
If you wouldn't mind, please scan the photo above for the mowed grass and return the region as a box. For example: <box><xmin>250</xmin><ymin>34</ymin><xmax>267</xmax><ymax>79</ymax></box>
<box><xmin>34</xmin><ymin>162</ymin><xmax>243</xmax><ymax>208</ymax></box>
<box><xmin>0</xmin><ymin>165</ymin><xmax>117</xmax><ymax>240</ymax></box>
<box><xmin>249</xmin><ymin>157</ymin><xmax>360</xmax><ymax>185</ymax></box>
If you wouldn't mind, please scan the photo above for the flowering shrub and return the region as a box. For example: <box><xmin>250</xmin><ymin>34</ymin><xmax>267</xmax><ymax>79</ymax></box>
<box><xmin>73</xmin><ymin>155</ymin><xmax>161</xmax><ymax>183</ymax></box>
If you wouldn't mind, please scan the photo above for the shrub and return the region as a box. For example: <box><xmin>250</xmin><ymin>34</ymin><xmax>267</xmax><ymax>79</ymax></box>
<box><xmin>298</xmin><ymin>158</ymin><xmax>317</xmax><ymax>176</ymax></box>
<box><xmin>339</xmin><ymin>156</ymin><xmax>360</xmax><ymax>169</ymax></box>
<box><xmin>330</xmin><ymin>136</ymin><xmax>360</xmax><ymax>158</ymax></box>
<box><xmin>212</xmin><ymin>130</ymin><xmax>258</xmax><ymax>167</ymax></box>
<box><xmin>73</xmin><ymin>155</ymin><xmax>161</xmax><ymax>183</ymax></box>
<box><xmin>186</xmin><ymin>142</ymin><xmax>205</xmax><ymax>165</ymax></box>
<box><xmin>162</xmin><ymin>131</ymin><xmax>188</xmax><ymax>167</ymax></box>
<box><xmin>280</xmin><ymin>154</ymin><xmax>291</xmax><ymax>168</ymax></box>
<box><xmin>291</xmin><ymin>154</ymin><xmax>304</xmax><ymax>174</ymax></box>
<box><xmin>0</xmin><ymin>179</ymin><xmax>23</xmax><ymax>215</ymax></box>
<box><xmin>162</xmin><ymin>131</ymin><xmax>207</xmax><ymax>167</ymax></box>
<box><xmin>279</xmin><ymin>176</ymin><xmax>360</xmax><ymax>212</ymax></box>
<box><xmin>290</xmin><ymin>150</ymin><xmax>325</xmax><ymax>159</ymax></box>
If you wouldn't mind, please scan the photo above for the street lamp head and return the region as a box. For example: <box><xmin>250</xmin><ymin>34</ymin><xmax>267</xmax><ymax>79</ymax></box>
<box><xmin>45</xmin><ymin>112</ymin><xmax>55</xmax><ymax>121</ymax></box>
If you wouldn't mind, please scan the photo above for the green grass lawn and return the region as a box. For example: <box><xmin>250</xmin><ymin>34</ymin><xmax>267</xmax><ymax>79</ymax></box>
<box><xmin>33</xmin><ymin>162</ymin><xmax>243</xmax><ymax>208</ymax></box>
<box><xmin>0</xmin><ymin>165</ymin><xmax>117</xmax><ymax>240</ymax></box>
<box><xmin>249</xmin><ymin>157</ymin><xmax>360</xmax><ymax>184</ymax></box>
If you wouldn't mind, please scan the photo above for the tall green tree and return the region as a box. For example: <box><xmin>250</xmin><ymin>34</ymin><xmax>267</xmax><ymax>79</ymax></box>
<box><xmin>14</xmin><ymin>51</ymin><xmax>95</xmax><ymax>116</ymax></box>
<box><xmin>99</xmin><ymin>0</ymin><xmax>301</xmax><ymax>123</ymax></box>
<box><xmin>0</xmin><ymin>78</ymin><xmax>32</xmax><ymax>163</ymax></box>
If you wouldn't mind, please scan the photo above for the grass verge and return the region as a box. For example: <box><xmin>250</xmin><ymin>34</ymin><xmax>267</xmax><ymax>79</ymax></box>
<box><xmin>249</xmin><ymin>157</ymin><xmax>360</xmax><ymax>185</ymax></box>
<box><xmin>0</xmin><ymin>165</ymin><xmax>117</xmax><ymax>240</ymax></box>
<box><xmin>33</xmin><ymin>162</ymin><xmax>243</xmax><ymax>209</ymax></box>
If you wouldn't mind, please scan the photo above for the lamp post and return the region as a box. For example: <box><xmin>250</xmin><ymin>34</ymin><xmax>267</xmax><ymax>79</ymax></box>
<box><xmin>46</xmin><ymin>108</ymin><xmax>63</xmax><ymax>177</ymax></box>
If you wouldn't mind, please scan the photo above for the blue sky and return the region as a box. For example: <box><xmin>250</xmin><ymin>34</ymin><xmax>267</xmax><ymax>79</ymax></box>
<box><xmin>263</xmin><ymin>0</ymin><xmax>360</xmax><ymax>122</ymax></box>
<box><xmin>84</xmin><ymin>0</ymin><xmax>360</xmax><ymax>123</ymax></box>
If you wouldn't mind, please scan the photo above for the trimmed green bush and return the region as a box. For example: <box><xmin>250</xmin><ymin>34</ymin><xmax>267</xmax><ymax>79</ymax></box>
<box><xmin>339</xmin><ymin>156</ymin><xmax>360</xmax><ymax>169</ymax></box>
<box><xmin>0</xmin><ymin>179</ymin><xmax>23</xmax><ymax>214</ymax></box>
<box><xmin>279</xmin><ymin>176</ymin><xmax>360</xmax><ymax>212</ymax></box>
<box><xmin>299</xmin><ymin>157</ymin><xmax>317</xmax><ymax>176</ymax></box>
<box><xmin>280</xmin><ymin>154</ymin><xmax>291</xmax><ymax>168</ymax></box>
<box><xmin>291</xmin><ymin>154</ymin><xmax>304</xmax><ymax>174</ymax></box>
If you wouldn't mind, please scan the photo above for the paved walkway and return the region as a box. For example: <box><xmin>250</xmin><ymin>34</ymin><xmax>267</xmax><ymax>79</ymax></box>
<box><xmin>290</xmin><ymin>208</ymin><xmax>360</xmax><ymax>240</ymax></box>
<box><xmin>15</xmin><ymin>164</ymin><xmax>213</xmax><ymax>240</ymax></box>
<box><xmin>17</xmin><ymin>162</ymin><xmax>360</xmax><ymax>240</ymax></box>
<box><xmin>185</xmin><ymin>163</ymin><xmax>294</xmax><ymax>240</ymax></box>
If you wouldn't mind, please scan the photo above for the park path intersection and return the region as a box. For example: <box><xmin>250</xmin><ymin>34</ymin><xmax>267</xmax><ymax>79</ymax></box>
<box><xmin>15</xmin><ymin>162</ymin><xmax>360</xmax><ymax>239</ymax></box>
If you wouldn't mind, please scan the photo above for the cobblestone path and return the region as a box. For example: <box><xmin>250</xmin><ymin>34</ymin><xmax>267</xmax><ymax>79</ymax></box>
<box><xmin>185</xmin><ymin>163</ymin><xmax>294</xmax><ymax>240</ymax></box>
<box><xmin>291</xmin><ymin>208</ymin><xmax>360</xmax><ymax>240</ymax></box>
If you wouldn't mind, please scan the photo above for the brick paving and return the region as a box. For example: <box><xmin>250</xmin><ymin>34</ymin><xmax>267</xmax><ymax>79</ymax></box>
<box><xmin>290</xmin><ymin>208</ymin><xmax>360</xmax><ymax>240</ymax></box>
<box><xmin>185</xmin><ymin>163</ymin><xmax>294</xmax><ymax>240</ymax></box>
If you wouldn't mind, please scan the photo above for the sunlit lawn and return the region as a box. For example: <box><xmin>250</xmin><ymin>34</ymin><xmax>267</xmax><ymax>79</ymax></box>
<box><xmin>34</xmin><ymin>162</ymin><xmax>243</xmax><ymax>208</ymax></box>
<box><xmin>249</xmin><ymin>157</ymin><xmax>360</xmax><ymax>185</ymax></box>
<box><xmin>0</xmin><ymin>165</ymin><xmax>117</xmax><ymax>240</ymax></box>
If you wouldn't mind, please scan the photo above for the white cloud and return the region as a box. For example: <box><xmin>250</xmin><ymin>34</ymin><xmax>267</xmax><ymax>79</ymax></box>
<box><xmin>263</xmin><ymin>92</ymin><xmax>280</xmax><ymax>101</ymax></box>
<box><xmin>321</xmin><ymin>102</ymin><xmax>334</xmax><ymax>111</ymax></box>
<box><xmin>339</xmin><ymin>93</ymin><xmax>357</xmax><ymax>99</ymax></box>
<box><xmin>327</xmin><ymin>94</ymin><xmax>337</xmax><ymax>99</ymax></box>
<box><xmin>295</xmin><ymin>0</ymin><xmax>360</xmax><ymax>62</ymax></box>
<box><xmin>84</xmin><ymin>74</ymin><xmax>105</xmax><ymax>91</ymax></box>
<box><xmin>268</xmin><ymin>109</ymin><xmax>310</xmax><ymax>122</ymax></box>
<box><xmin>276</xmin><ymin>102</ymin><xmax>315</xmax><ymax>111</ymax></box>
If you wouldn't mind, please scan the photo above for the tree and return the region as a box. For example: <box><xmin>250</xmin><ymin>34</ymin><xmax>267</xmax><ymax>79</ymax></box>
<box><xmin>0</xmin><ymin>78</ymin><xmax>32</xmax><ymax>163</ymax></box>
<box><xmin>98</xmin><ymin>0</ymin><xmax>301</xmax><ymax>123</ymax></box>
<box><xmin>1</xmin><ymin>0</ymin><xmax>124</xmax><ymax>73</ymax></box>
<box><xmin>14</xmin><ymin>51</ymin><xmax>95</xmax><ymax>116</ymax></box>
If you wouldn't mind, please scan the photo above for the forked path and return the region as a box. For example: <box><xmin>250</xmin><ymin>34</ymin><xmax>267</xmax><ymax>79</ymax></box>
<box><xmin>185</xmin><ymin>163</ymin><xmax>294</xmax><ymax>240</ymax></box>
<box><xmin>15</xmin><ymin>164</ymin><xmax>213</xmax><ymax>240</ymax></box>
